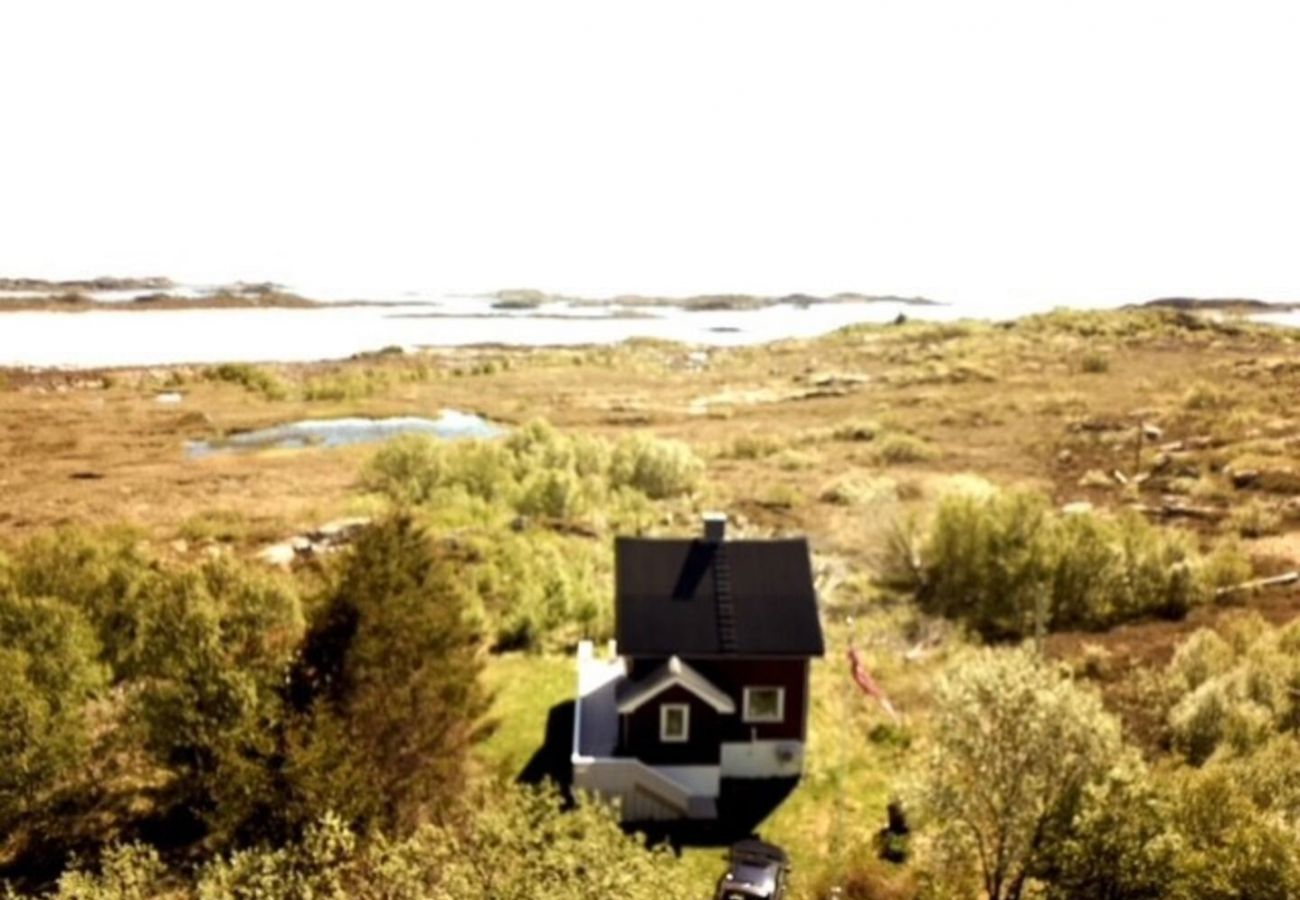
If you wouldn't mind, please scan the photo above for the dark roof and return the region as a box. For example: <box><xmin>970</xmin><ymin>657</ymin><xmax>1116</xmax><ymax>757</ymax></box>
<box><xmin>614</xmin><ymin>537</ymin><xmax>824</xmax><ymax>657</ymax></box>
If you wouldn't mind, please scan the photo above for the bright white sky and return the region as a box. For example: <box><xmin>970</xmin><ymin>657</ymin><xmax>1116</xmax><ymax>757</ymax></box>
<box><xmin>2</xmin><ymin>1</ymin><xmax>1299</xmax><ymax>310</ymax></box>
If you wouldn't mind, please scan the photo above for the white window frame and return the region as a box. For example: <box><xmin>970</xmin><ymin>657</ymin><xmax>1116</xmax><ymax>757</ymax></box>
<box><xmin>742</xmin><ymin>686</ymin><xmax>786</xmax><ymax>724</ymax></box>
<box><xmin>659</xmin><ymin>703</ymin><xmax>690</xmax><ymax>743</ymax></box>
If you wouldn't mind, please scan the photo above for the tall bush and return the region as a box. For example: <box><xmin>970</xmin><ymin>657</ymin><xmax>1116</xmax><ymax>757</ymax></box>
<box><xmin>283</xmin><ymin>515</ymin><xmax>489</xmax><ymax>834</ymax></box>
<box><xmin>908</xmin><ymin>489</ymin><xmax>1237</xmax><ymax>638</ymax></box>
<box><xmin>916</xmin><ymin>647</ymin><xmax>1124</xmax><ymax>900</ymax></box>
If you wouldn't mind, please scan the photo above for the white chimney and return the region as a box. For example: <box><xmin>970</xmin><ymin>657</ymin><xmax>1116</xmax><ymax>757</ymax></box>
<box><xmin>703</xmin><ymin>511</ymin><xmax>727</xmax><ymax>543</ymax></box>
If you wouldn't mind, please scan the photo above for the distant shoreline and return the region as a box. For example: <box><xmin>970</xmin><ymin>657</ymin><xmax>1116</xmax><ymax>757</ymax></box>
<box><xmin>485</xmin><ymin>287</ymin><xmax>944</xmax><ymax>312</ymax></box>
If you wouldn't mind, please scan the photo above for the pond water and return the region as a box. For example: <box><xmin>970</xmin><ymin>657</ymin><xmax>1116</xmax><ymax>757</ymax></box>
<box><xmin>185</xmin><ymin>410</ymin><xmax>503</xmax><ymax>458</ymax></box>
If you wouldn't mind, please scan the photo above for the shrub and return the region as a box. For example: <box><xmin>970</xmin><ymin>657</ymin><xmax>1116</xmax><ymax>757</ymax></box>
<box><xmin>832</xmin><ymin>419</ymin><xmax>880</xmax><ymax>442</ymax></box>
<box><xmin>1165</xmin><ymin>618</ymin><xmax>1300</xmax><ymax>764</ymax></box>
<box><xmin>819</xmin><ymin>475</ymin><xmax>899</xmax><ymax>508</ymax></box>
<box><xmin>1160</xmin><ymin>750</ymin><xmax>1300</xmax><ymax>897</ymax></box>
<box><xmin>128</xmin><ymin>558</ymin><xmax>304</xmax><ymax>842</ymax></box>
<box><xmin>1226</xmin><ymin>498</ymin><xmax>1282</xmax><ymax>537</ymax></box>
<box><xmin>9</xmin><ymin>527</ymin><xmax>159</xmax><ymax>680</ymax></box>
<box><xmin>609</xmin><ymin>433</ymin><xmax>703</xmax><ymax>499</ymax></box>
<box><xmin>202</xmin><ymin>363</ymin><xmax>289</xmax><ymax>401</ymax></box>
<box><xmin>872</xmin><ymin>433</ymin><xmax>936</xmax><ymax>465</ymax></box>
<box><xmin>722</xmin><ymin>433</ymin><xmax>788</xmax><ymax>459</ymax></box>
<box><xmin>1045</xmin><ymin>758</ymin><xmax>1176</xmax><ymax>900</ymax></box>
<box><xmin>1183</xmin><ymin>381</ymin><xmax>1231</xmax><ymax>411</ymax></box>
<box><xmin>467</xmin><ymin>530</ymin><xmax>609</xmax><ymax>652</ymax></box>
<box><xmin>0</xmin><ymin>594</ymin><xmax>106</xmax><ymax>832</ymax></box>
<box><xmin>910</xmin><ymin>488</ymin><xmax>1235</xmax><ymax>638</ymax></box>
<box><xmin>1079</xmin><ymin>352</ymin><xmax>1110</xmax><ymax>374</ymax></box>
<box><xmin>44</xmin><ymin>786</ymin><xmax>694</xmax><ymax>900</ymax></box>
<box><xmin>758</xmin><ymin>482</ymin><xmax>803</xmax><ymax>509</ymax></box>
<box><xmin>516</xmin><ymin>467</ymin><xmax>591</xmax><ymax>519</ymax></box>
<box><xmin>363</xmin><ymin>420</ymin><xmax>703</xmax><ymax>514</ymax></box>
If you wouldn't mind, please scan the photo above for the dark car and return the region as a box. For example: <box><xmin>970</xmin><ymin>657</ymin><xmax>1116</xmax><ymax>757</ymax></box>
<box><xmin>713</xmin><ymin>839</ymin><xmax>790</xmax><ymax>900</ymax></box>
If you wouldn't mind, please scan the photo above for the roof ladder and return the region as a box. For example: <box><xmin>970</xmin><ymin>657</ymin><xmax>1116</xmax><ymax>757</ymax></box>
<box><xmin>713</xmin><ymin>544</ymin><xmax>738</xmax><ymax>652</ymax></box>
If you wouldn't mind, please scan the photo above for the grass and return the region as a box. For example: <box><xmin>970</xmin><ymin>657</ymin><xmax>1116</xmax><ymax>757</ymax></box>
<box><xmin>476</xmin><ymin>653</ymin><xmax>574</xmax><ymax>783</ymax></box>
<box><xmin>474</xmin><ymin>616</ymin><xmax>928</xmax><ymax>897</ymax></box>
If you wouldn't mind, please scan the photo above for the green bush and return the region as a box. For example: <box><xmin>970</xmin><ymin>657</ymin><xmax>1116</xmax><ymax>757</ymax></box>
<box><xmin>1165</xmin><ymin>617</ymin><xmax>1300</xmax><ymax>764</ymax></box>
<box><xmin>41</xmin><ymin>786</ymin><xmax>694</xmax><ymax>900</ymax></box>
<box><xmin>831</xmin><ymin>419</ymin><xmax>881</xmax><ymax>442</ymax></box>
<box><xmin>1079</xmin><ymin>352</ymin><xmax>1110</xmax><ymax>374</ymax></box>
<box><xmin>872</xmin><ymin>433</ymin><xmax>936</xmax><ymax>465</ymax></box>
<box><xmin>910</xmin><ymin>489</ymin><xmax>1237</xmax><ymax>638</ymax></box>
<box><xmin>127</xmin><ymin>558</ymin><xmax>304</xmax><ymax>842</ymax></box>
<box><xmin>1050</xmin><ymin>738</ymin><xmax>1300</xmax><ymax>899</ymax></box>
<box><xmin>1226</xmin><ymin>498</ymin><xmax>1283</xmax><ymax>538</ymax></box>
<box><xmin>0</xmin><ymin>594</ymin><xmax>106</xmax><ymax>832</ymax></box>
<box><xmin>362</xmin><ymin>420</ymin><xmax>702</xmax><ymax>515</ymax></box>
<box><xmin>202</xmin><ymin>363</ymin><xmax>289</xmax><ymax>401</ymax></box>
<box><xmin>609</xmin><ymin>432</ymin><xmax>702</xmax><ymax>499</ymax></box>
<box><xmin>9</xmin><ymin>527</ymin><xmax>160</xmax><ymax>679</ymax></box>
<box><xmin>467</xmin><ymin>530</ymin><xmax>608</xmax><ymax>652</ymax></box>
<box><xmin>1183</xmin><ymin>380</ymin><xmax>1231</xmax><ymax>411</ymax></box>
<box><xmin>1160</xmin><ymin>747</ymin><xmax>1300</xmax><ymax>897</ymax></box>
<box><xmin>721</xmin><ymin>433</ymin><xmax>788</xmax><ymax>459</ymax></box>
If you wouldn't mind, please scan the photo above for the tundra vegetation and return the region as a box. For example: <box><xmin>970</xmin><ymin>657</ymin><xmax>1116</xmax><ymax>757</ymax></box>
<box><xmin>3</xmin><ymin>307</ymin><xmax>1300</xmax><ymax>896</ymax></box>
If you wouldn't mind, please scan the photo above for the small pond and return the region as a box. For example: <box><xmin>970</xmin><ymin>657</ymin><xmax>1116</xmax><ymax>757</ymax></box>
<box><xmin>185</xmin><ymin>410</ymin><xmax>503</xmax><ymax>458</ymax></box>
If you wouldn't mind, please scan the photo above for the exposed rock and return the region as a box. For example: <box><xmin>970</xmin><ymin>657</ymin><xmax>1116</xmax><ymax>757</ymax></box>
<box><xmin>1229</xmin><ymin>467</ymin><xmax>1260</xmax><ymax>489</ymax></box>
<box><xmin>307</xmin><ymin>517</ymin><xmax>370</xmax><ymax>544</ymax></box>
<box><xmin>1078</xmin><ymin>469</ymin><xmax>1113</xmax><ymax>488</ymax></box>
<box><xmin>258</xmin><ymin>543</ymin><xmax>297</xmax><ymax>567</ymax></box>
<box><xmin>258</xmin><ymin>517</ymin><xmax>372</xmax><ymax>568</ymax></box>
<box><xmin>802</xmin><ymin>371</ymin><xmax>871</xmax><ymax>389</ymax></box>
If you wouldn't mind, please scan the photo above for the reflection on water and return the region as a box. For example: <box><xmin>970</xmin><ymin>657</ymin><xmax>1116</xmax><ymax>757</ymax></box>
<box><xmin>185</xmin><ymin>411</ymin><xmax>503</xmax><ymax>458</ymax></box>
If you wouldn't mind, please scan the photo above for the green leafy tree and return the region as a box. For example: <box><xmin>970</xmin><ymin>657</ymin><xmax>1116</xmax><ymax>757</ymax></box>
<box><xmin>0</xmin><ymin>593</ymin><xmax>106</xmax><ymax>832</ymax></box>
<box><xmin>284</xmin><ymin>515</ymin><xmax>489</xmax><ymax>833</ymax></box>
<box><xmin>128</xmin><ymin>560</ymin><xmax>304</xmax><ymax>843</ymax></box>
<box><xmin>9</xmin><ymin>528</ymin><xmax>161</xmax><ymax>679</ymax></box>
<box><xmin>916</xmin><ymin>647</ymin><xmax>1124</xmax><ymax>900</ymax></box>
<box><xmin>39</xmin><ymin>787</ymin><xmax>693</xmax><ymax>900</ymax></box>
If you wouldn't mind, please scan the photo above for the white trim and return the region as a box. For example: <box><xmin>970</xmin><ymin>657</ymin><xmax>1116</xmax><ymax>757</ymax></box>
<box><xmin>721</xmin><ymin>740</ymin><xmax>804</xmax><ymax>777</ymax></box>
<box><xmin>656</xmin><ymin>765</ymin><xmax>721</xmax><ymax>797</ymax></box>
<box><xmin>742</xmin><ymin>686</ymin><xmax>785</xmax><ymax>723</ymax></box>
<box><xmin>617</xmin><ymin>656</ymin><xmax>736</xmax><ymax>714</ymax></box>
<box><xmin>660</xmin><ymin>703</ymin><xmax>690</xmax><ymax>742</ymax></box>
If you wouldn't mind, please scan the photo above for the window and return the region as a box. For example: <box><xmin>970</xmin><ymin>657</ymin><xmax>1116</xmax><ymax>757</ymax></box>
<box><xmin>660</xmin><ymin>703</ymin><xmax>690</xmax><ymax>742</ymax></box>
<box><xmin>743</xmin><ymin>686</ymin><xmax>785</xmax><ymax>723</ymax></box>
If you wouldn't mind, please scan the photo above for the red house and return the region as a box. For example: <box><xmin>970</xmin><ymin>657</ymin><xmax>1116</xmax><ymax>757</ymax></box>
<box><xmin>572</xmin><ymin>513</ymin><xmax>825</xmax><ymax>821</ymax></box>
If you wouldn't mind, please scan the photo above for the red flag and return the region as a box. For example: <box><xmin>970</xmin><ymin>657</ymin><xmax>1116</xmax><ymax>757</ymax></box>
<box><xmin>848</xmin><ymin>645</ymin><xmax>900</xmax><ymax>722</ymax></box>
